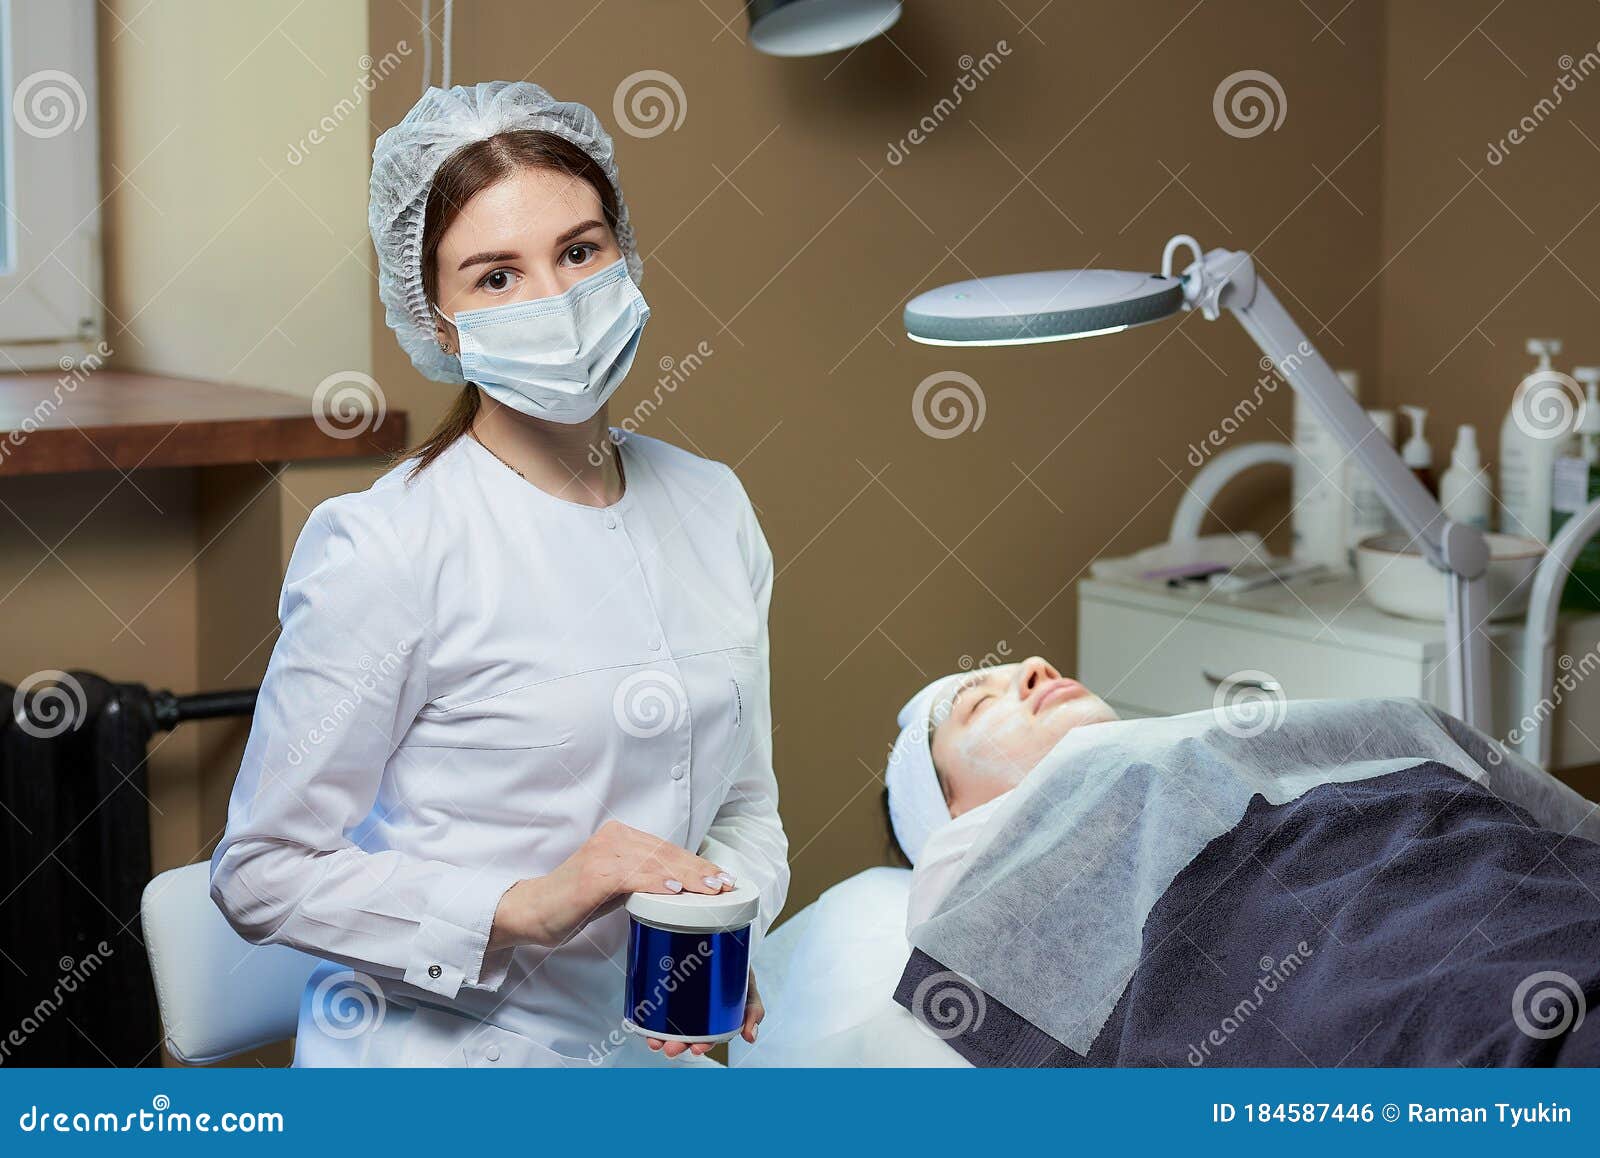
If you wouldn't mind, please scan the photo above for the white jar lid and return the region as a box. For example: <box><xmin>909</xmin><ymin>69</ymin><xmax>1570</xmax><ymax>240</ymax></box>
<box><xmin>625</xmin><ymin>884</ymin><xmax>760</xmax><ymax>933</ymax></box>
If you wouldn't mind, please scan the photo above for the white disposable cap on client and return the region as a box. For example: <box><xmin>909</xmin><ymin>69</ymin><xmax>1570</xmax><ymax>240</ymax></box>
<box><xmin>886</xmin><ymin>673</ymin><xmax>964</xmax><ymax>865</ymax></box>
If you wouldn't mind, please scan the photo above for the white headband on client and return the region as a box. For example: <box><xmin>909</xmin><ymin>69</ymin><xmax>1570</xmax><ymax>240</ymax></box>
<box><xmin>886</xmin><ymin>673</ymin><xmax>963</xmax><ymax>865</ymax></box>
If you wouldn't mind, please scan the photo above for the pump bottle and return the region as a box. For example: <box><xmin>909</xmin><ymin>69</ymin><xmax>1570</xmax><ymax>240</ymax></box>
<box><xmin>1499</xmin><ymin>338</ymin><xmax>1566</xmax><ymax>540</ymax></box>
<box><xmin>1400</xmin><ymin>405</ymin><xmax>1436</xmax><ymax>496</ymax></box>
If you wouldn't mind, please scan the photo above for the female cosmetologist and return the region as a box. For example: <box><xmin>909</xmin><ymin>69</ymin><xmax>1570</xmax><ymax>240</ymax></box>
<box><xmin>210</xmin><ymin>82</ymin><xmax>789</xmax><ymax>1068</ymax></box>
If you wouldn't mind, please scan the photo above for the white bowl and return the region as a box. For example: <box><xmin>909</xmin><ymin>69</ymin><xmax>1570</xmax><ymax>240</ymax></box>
<box><xmin>1355</xmin><ymin>531</ymin><xmax>1544</xmax><ymax>622</ymax></box>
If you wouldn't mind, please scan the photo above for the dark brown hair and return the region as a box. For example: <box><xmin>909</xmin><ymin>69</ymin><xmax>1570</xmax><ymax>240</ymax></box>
<box><xmin>882</xmin><ymin>786</ymin><xmax>910</xmax><ymax>867</ymax></box>
<box><xmin>406</xmin><ymin>129</ymin><xmax>622</xmax><ymax>476</ymax></box>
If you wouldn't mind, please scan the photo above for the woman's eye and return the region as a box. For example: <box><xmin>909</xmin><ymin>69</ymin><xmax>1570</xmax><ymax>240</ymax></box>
<box><xmin>480</xmin><ymin>268</ymin><xmax>517</xmax><ymax>292</ymax></box>
<box><xmin>563</xmin><ymin>243</ymin><xmax>598</xmax><ymax>267</ymax></box>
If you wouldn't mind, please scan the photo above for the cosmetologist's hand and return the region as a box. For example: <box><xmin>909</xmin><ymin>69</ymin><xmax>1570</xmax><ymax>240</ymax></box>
<box><xmin>490</xmin><ymin>820</ymin><xmax>734</xmax><ymax>951</ymax></box>
<box><xmin>647</xmin><ymin>968</ymin><xmax>764</xmax><ymax>1058</ymax></box>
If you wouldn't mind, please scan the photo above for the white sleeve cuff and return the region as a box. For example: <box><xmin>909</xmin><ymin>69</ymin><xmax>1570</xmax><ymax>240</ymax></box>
<box><xmin>402</xmin><ymin>872</ymin><xmax>521</xmax><ymax>998</ymax></box>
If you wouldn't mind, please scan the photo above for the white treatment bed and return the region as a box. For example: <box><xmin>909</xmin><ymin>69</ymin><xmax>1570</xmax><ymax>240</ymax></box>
<box><xmin>729</xmin><ymin>867</ymin><xmax>968</xmax><ymax>1068</ymax></box>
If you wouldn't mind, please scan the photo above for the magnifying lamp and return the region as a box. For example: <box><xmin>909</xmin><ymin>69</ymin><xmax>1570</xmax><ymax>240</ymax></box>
<box><xmin>747</xmin><ymin>0</ymin><xmax>901</xmax><ymax>57</ymax></box>
<box><xmin>904</xmin><ymin>234</ymin><xmax>1493</xmax><ymax>732</ymax></box>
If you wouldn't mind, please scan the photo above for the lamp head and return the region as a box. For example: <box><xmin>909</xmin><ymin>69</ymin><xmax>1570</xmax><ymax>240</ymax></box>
<box><xmin>747</xmin><ymin>0</ymin><xmax>901</xmax><ymax>57</ymax></box>
<box><xmin>903</xmin><ymin>268</ymin><xmax>1185</xmax><ymax>347</ymax></box>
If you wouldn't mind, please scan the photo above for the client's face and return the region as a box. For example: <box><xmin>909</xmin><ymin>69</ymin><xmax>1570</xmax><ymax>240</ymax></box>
<box><xmin>930</xmin><ymin>656</ymin><xmax>1118</xmax><ymax>817</ymax></box>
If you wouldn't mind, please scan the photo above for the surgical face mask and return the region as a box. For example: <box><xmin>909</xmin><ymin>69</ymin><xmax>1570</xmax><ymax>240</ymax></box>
<box><xmin>441</xmin><ymin>258</ymin><xmax>650</xmax><ymax>424</ymax></box>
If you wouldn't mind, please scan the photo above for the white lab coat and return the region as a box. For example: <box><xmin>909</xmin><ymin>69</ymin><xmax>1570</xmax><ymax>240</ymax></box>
<box><xmin>210</xmin><ymin>431</ymin><xmax>789</xmax><ymax>1067</ymax></box>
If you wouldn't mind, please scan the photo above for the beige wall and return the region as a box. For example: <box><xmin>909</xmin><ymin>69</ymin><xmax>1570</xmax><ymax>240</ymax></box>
<box><xmin>0</xmin><ymin>1</ymin><xmax>379</xmax><ymax>869</ymax></box>
<box><xmin>1377</xmin><ymin>1</ymin><xmax>1600</xmax><ymax>437</ymax></box>
<box><xmin>101</xmin><ymin>1</ymin><xmax>376</xmax><ymax>394</ymax></box>
<box><xmin>366</xmin><ymin>0</ymin><xmax>1389</xmax><ymax>909</ymax></box>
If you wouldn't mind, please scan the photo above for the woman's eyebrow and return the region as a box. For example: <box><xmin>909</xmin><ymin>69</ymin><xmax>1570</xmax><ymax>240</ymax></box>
<box><xmin>456</xmin><ymin>222</ymin><xmax>605</xmax><ymax>272</ymax></box>
<box><xmin>457</xmin><ymin>249</ymin><xmax>519</xmax><ymax>271</ymax></box>
<box><xmin>552</xmin><ymin>219</ymin><xmax>605</xmax><ymax>247</ymax></box>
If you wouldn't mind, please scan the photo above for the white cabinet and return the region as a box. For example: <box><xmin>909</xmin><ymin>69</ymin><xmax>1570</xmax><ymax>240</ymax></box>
<box><xmin>1077</xmin><ymin>574</ymin><xmax>1600</xmax><ymax>772</ymax></box>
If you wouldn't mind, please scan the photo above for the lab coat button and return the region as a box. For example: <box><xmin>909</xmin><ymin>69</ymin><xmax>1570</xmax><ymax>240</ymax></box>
<box><xmin>605</xmin><ymin>515</ymin><xmax>617</xmax><ymax>529</ymax></box>
<box><xmin>670</xmin><ymin>763</ymin><xmax>686</xmax><ymax>780</ymax></box>
<box><xmin>485</xmin><ymin>1044</ymin><xmax>501</xmax><ymax>1062</ymax></box>
<box><xmin>427</xmin><ymin>964</ymin><xmax>442</xmax><ymax>979</ymax></box>
<box><xmin>648</xmin><ymin>636</ymin><xmax>662</xmax><ymax>651</ymax></box>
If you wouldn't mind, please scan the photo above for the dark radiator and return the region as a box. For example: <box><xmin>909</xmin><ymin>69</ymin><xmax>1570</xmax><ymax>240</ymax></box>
<box><xmin>0</xmin><ymin>672</ymin><xmax>255</xmax><ymax>1067</ymax></box>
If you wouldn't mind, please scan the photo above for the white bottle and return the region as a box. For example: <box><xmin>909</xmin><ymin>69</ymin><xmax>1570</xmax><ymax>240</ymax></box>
<box><xmin>1400</xmin><ymin>405</ymin><xmax>1435</xmax><ymax>494</ymax></box>
<box><xmin>1499</xmin><ymin>338</ymin><xmax>1566</xmax><ymax>541</ymax></box>
<box><xmin>1292</xmin><ymin>369</ymin><xmax>1358</xmax><ymax>569</ymax></box>
<box><xmin>1440</xmin><ymin>425</ymin><xmax>1491</xmax><ymax>530</ymax></box>
<box><xmin>1344</xmin><ymin>408</ymin><xmax>1397</xmax><ymax>560</ymax></box>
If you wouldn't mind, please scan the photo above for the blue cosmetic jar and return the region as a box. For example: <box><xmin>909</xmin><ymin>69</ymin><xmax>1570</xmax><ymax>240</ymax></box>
<box><xmin>624</xmin><ymin>884</ymin><xmax>759</xmax><ymax>1043</ymax></box>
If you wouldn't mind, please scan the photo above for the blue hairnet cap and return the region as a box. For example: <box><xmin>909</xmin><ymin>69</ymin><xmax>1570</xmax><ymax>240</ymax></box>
<box><xmin>369</xmin><ymin>81</ymin><xmax>644</xmax><ymax>384</ymax></box>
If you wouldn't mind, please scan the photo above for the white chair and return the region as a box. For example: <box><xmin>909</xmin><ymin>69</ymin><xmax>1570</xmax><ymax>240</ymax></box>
<box><xmin>140</xmin><ymin>861</ymin><xmax>319</xmax><ymax>1065</ymax></box>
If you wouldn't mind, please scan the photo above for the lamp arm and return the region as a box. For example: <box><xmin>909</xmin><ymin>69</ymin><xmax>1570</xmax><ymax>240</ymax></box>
<box><xmin>1191</xmin><ymin>247</ymin><xmax>1493</xmax><ymax>730</ymax></box>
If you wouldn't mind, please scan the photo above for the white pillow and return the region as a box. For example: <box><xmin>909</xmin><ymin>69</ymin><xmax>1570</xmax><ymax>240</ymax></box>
<box><xmin>731</xmin><ymin>867</ymin><xmax>968</xmax><ymax>1068</ymax></box>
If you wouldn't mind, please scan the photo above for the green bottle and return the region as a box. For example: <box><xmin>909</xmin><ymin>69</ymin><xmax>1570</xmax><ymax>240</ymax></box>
<box><xmin>1552</xmin><ymin>369</ymin><xmax>1600</xmax><ymax>610</ymax></box>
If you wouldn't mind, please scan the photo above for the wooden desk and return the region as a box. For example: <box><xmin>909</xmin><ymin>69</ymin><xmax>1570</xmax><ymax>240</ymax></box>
<box><xmin>0</xmin><ymin>370</ymin><xmax>407</xmax><ymax>476</ymax></box>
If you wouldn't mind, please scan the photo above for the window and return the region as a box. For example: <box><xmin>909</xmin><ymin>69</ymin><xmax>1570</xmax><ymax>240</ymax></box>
<box><xmin>0</xmin><ymin>0</ymin><xmax>101</xmax><ymax>368</ymax></box>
